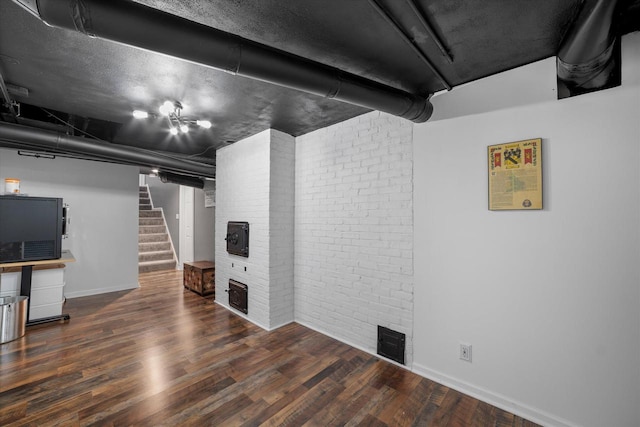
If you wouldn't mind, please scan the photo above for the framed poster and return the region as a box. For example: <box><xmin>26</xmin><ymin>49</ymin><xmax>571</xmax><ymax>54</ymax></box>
<box><xmin>488</xmin><ymin>138</ymin><xmax>542</xmax><ymax>210</ymax></box>
<box><xmin>204</xmin><ymin>189</ymin><xmax>215</xmax><ymax>208</ymax></box>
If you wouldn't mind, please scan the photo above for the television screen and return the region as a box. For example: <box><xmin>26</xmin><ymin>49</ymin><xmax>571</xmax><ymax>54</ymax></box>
<box><xmin>0</xmin><ymin>195</ymin><xmax>63</xmax><ymax>262</ymax></box>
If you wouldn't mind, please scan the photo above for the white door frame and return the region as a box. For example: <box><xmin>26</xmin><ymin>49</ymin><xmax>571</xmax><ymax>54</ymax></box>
<box><xmin>179</xmin><ymin>186</ymin><xmax>195</xmax><ymax>268</ymax></box>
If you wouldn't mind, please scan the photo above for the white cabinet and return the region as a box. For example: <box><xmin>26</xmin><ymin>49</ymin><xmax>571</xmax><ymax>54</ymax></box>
<box><xmin>0</xmin><ymin>268</ymin><xmax>65</xmax><ymax>321</ymax></box>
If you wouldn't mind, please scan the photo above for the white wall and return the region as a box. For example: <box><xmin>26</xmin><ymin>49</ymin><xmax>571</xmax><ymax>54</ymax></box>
<box><xmin>215</xmin><ymin>129</ymin><xmax>295</xmax><ymax>329</ymax></box>
<box><xmin>294</xmin><ymin>112</ymin><xmax>415</xmax><ymax>364</ymax></box>
<box><xmin>194</xmin><ymin>180</ymin><xmax>215</xmax><ymax>262</ymax></box>
<box><xmin>0</xmin><ymin>150</ymin><xmax>139</xmax><ymax>297</ymax></box>
<box><xmin>430</xmin><ymin>57</ymin><xmax>558</xmax><ymax>121</ymax></box>
<box><xmin>269</xmin><ymin>130</ymin><xmax>295</xmax><ymax>328</ymax></box>
<box><xmin>413</xmin><ymin>33</ymin><xmax>640</xmax><ymax>427</ymax></box>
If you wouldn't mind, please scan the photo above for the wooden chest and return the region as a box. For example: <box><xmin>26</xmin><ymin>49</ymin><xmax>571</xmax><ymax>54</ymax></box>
<box><xmin>183</xmin><ymin>261</ymin><xmax>215</xmax><ymax>297</ymax></box>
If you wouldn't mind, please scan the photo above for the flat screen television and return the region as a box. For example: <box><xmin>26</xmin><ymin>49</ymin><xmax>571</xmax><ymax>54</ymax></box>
<box><xmin>0</xmin><ymin>195</ymin><xmax>63</xmax><ymax>263</ymax></box>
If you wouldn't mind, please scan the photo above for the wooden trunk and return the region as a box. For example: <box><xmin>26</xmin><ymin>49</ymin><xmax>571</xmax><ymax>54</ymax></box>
<box><xmin>183</xmin><ymin>261</ymin><xmax>215</xmax><ymax>297</ymax></box>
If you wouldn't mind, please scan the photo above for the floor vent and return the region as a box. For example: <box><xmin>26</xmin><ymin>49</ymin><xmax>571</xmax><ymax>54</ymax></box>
<box><xmin>228</xmin><ymin>279</ymin><xmax>248</xmax><ymax>314</ymax></box>
<box><xmin>377</xmin><ymin>325</ymin><xmax>405</xmax><ymax>365</ymax></box>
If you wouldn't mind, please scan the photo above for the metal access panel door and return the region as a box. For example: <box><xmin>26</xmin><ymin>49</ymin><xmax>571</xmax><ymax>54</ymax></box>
<box><xmin>228</xmin><ymin>279</ymin><xmax>248</xmax><ymax>314</ymax></box>
<box><xmin>226</xmin><ymin>221</ymin><xmax>249</xmax><ymax>257</ymax></box>
<box><xmin>377</xmin><ymin>325</ymin><xmax>406</xmax><ymax>365</ymax></box>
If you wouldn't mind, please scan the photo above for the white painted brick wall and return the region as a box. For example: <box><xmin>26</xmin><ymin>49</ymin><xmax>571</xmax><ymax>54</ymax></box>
<box><xmin>215</xmin><ymin>129</ymin><xmax>295</xmax><ymax>330</ymax></box>
<box><xmin>269</xmin><ymin>130</ymin><xmax>295</xmax><ymax>328</ymax></box>
<box><xmin>294</xmin><ymin>111</ymin><xmax>415</xmax><ymax>365</ymax></box>
<box><xmin>215</xmin><ymin>130</ymin><xmax>272</xmax><ymax>328</ymax></box>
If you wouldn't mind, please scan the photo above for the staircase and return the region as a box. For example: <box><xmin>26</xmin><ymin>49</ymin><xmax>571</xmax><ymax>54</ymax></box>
<box><xmin>138</xmin><ymin>186</ymin><xmax>177</xmax><ymax>273</ymax></box>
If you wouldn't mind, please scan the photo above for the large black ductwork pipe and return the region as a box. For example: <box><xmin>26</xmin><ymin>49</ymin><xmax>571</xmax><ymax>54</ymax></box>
<box><xmin>159</xmin><ymin>172</ymin><xmax>205</xmax><ymax>189</ymax></box>
<box><xmin>557</xmin><ymin>0</ymin><xmax>621</xmax><ymax>96</ymax></box>
<box><xmin>20</xmin><ymin>0</ymin><xmax>432</xmax><ymax>122</ymax></box>
<box><xmin>0</xmin><ymin>122</ymin><xmax>216</xmax><ymax>178</ymax></box>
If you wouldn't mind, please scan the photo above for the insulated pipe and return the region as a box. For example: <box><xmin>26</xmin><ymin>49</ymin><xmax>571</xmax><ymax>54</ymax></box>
<box><xmin>26</xmin><ymin>0</ymin><xmax>432</xmax><ymax>122</ymax></box>
<box><xmin>557</xmin><ymin>0</ymin><xmax>621</xmax><ymax>90</ymax></box>
<box><xmin>159</xmin><ymin>171</ymin><xmax>205</xmax><ymax>189</ymax></box>
<box><xmin>368</xmin><ymin>0</ymin><xmax>451</xmax><ymax>90</ymax></box>
<box><xmin>0</xmin><ymin>122</ymin><xmax>216</xmax><ymax>178</ymax></box>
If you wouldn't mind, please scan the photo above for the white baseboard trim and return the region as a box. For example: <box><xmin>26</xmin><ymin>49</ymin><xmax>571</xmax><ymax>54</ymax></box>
<box><xmin>411</xmin><ymin>363</ymin><xmax>577</xmax><ymax>427</ymax></box>
<box><xmin>266</xmin><ymin>319</ymin><xmax>295</xmax><ymax>332</ymax></box>
<box><xmin>64</xmin><ymin>282</ymin><xmax>139</xmax><ymax>299</ymax></box>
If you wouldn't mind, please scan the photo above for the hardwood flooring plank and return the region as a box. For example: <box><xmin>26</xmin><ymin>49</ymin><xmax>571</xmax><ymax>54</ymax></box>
<box><xmin>261</xmin><ymin>377</ymin><xmax>346</xmax><ymax>426</ymax></box>
<box><xmin>344</xmin><ymin>384</ymin><xmax>399</xmax><ymax>427</ymax></box>
<box><xmin>192</xmin><ymin>393</ymin><xmax>254</xmax><ymax>424</ymax></box>
<box><xmin>0</xmin><ymin>401</ymin><xmax>26</xmax><ymax>425</ymax></box>
<box><xmin>445</xmin><ymin>394</ymin><xmax>480</xmax><ymax>427</ymax></box>
<box><xmin>495</xmin><ymin>408</ymin><xmax>516</xmax><ymax>427</ymax></box>
<box><xmin>239</xmin><ymin>384</ymin><xmax>309</xmax><ymax>426</ymax></box>
<box><xmin>356</xmin><ymin>414</ymin><xmax>389</xmax><ymax>427</ymax></box>
<box><xmin>303</xmin><ymin>383</ymin><xmax>382</xmax><ymax>426</ymax></box>
<box><xmin>471</xmin><ymin>400</ymin><xmax>499</xmax><ymax>427</ymax></box>
<box><xmin>390</xmin><ymin>377</ymin><xmax>436</xmax><ymax>427</ymax></box>
<box><xmin>430</xmin><ymin>388</ymin><xmax>467</xmax><ymax>426</ymax></box>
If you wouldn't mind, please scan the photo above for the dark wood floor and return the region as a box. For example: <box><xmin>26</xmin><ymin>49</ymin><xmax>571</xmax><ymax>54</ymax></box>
<box><xmin>0</xmin><ymin>270</ymin><xmax>540</xmax><ymax>426</ymax></box>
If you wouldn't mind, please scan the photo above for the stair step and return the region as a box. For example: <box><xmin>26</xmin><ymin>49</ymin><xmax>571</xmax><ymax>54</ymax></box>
<box><xmin>139</xmin><ymin>204</ymin><xmax>152</xmax><ymax>211</ymax></box>
<box><xmin>139</xmin><ymin>241</ymin><xmax>171</xmax><ymax>252</ymax></box>
<box><xmin>139</xmin><ymin>210</ymin><xmax>162</xmax><ymax>218</ymax></box>
<box><xmin>139</xmin><ymin>197</ymin><xmax>151</xmax><ymax>205</ymax></box>
<box><xmin>139</xmin><ymin>250</ymin><xmax>174</xmax><ymax>262</ymax></box>
<box><xmin>139</xmin><ymin>218</ymin><xmax>164</xmax><ymax>226</ymax></box>
<box><xmin>139</xmin><ymin>186</ymin><xmax>146</xmax><ymax>191</ymax></box>
<box><xmin>139</xmin><ymin>225</ymin><xmax>166</xmax><ymax>234</ymax></box>
<box><xmin>139</xmin><ymin>233</ymin><xmax>169</xmax><ymax>243</ymax></box>
<box><xmin>139</xmin><ymin>259</ymin><xmax>176</xmax><ymax>273</ymax></box>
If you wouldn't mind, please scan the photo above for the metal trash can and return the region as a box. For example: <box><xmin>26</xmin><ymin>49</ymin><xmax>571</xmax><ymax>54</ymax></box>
<box><xmin>0</xmin><ymin>296</ymin><xmax>28</xmax><ymax>344</ymax></box>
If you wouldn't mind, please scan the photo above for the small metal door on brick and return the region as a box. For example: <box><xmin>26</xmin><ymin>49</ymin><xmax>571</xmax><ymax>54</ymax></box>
<box><xmin>225</xmin><ymin>222</ymin><xmax>249</xmax><ymax>257</ymax></box>
<box><xmin>377</xmin><ymin>325</ymin><xmax>405</xmax><ymax>365</ymax></box>
<box><xmin>228</xmin><ymin>279</ymin><xmax>248</xmax><ymax>314</ymax></box>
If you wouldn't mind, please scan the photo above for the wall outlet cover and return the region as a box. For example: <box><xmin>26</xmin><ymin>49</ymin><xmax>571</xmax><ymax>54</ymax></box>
<box><xmin>460</xmin><ymin>343</ymin><xmax>472</xmax><ymax>362</ymax></box>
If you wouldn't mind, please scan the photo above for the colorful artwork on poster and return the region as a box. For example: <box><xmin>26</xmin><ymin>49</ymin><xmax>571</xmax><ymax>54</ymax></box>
<box><xmin>488</xmin><ymin>139</ymin><xmax>542</xmax><ymax>210</ymax></box>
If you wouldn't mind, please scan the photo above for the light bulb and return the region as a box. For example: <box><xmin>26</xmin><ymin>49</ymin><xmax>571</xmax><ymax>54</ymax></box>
<box><xmin>180</xmin><ymin>124</ymin><xmax>189</xmax><ymax>133</ymax></box>
<box><xmin>159</xmin><ymin>101</ymin><xmax>174</xmax><ymax>116</ymax></box>
<box><xmin>196</xmin><ymin>120</ymin><xmax>212</xmax><ymax>129</ymax></box>
<box><xmin>169</xmin><ymin>127</ymin><xmax>178</xmax><ymax>135</ymax></box>
<box><xmin>132</xmin><ymin>110</ymin><xmax>148</xmax><ymax>119</ymax></box>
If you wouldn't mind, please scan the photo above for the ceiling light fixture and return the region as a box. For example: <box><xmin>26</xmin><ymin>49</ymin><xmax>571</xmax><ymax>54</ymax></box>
<box><xmin>132</xmin><ymin>100</ymin><xmax>212</xmax><ymax>136</ymax></box>
<box><xmin>196</xmin><ymin>120</ymin><xmax>212</xmax><ymax>129</ymax></box>
<box><xmin>132</xmin><ymin>110</ymin><xmax>149</xmax><ymax>119</ymax></box>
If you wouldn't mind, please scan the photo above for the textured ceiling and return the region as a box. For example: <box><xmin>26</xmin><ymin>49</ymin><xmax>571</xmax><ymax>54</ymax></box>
<box><xmin>0</xmin><ymin>0</ymin><xmax>638</xmax><ymax>171</ymax></box>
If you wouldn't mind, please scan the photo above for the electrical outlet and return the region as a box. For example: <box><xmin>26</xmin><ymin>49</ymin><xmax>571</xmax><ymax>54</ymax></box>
<box><xmin>460</xmin><ymin>343</ymin><xmax>472</xmax><ymax>362</ymax></box>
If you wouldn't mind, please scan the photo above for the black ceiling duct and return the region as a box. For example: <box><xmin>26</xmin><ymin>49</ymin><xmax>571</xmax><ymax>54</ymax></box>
<box><xmin>21</xmin><ymin>0</ymin><xmax>433</xmax><ymax>122</ymax></box>
<box><xmin>557</xmin><ymin>0</ymin><xmax>622</xmax><ymax>98</ymax></box>
<box><xmin>158</xmin><ymin>171</ymin><xmax>205</xmax><ymax>189</ymax></box>
<box><xmin>0</xmin><ymin>121</ymin><xmax>216</xmax><ymax>178</ymax></box>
